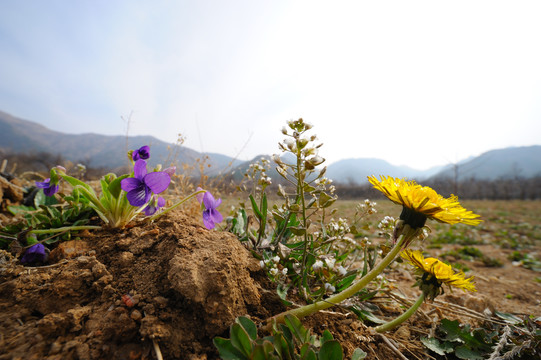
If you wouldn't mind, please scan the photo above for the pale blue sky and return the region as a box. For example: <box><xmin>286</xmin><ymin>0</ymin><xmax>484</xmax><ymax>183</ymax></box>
<box><xmin>1</xmin><ymin>1</ymin><xmax>540</xmax><ymax>170</ymax></box>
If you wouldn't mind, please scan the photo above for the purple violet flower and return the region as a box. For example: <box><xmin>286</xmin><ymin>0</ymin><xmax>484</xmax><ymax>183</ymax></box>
<box><xmin>21</xmin><ymin>243</ymin><xmax>48</xmax><ymax>264</ymax></box>
<box><xmin>35</xmin><ymin>178</ymin><xmax>59</xmax><ymax>196</ymax></box>
<box><xmin>144</xmin><ymin>196</ymin><xmax>166</xmax><ymax>216</ymax></box>
<box><xmin>132</xmin><ymin>145</ymin><xmax>150</xmax><ymax>161</ymax></box>
<box><xmin>201</xmin><ymin>191</ymin><xmax>223</xmax><ymax>230</ymax></box>
<box><xmin>121</xmin><ymin>160</ymin><xmax>171</xmax><ymax>207</ymax></box>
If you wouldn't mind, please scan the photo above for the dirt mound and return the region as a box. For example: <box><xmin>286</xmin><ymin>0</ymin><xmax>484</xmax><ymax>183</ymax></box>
<box><xmin>0</xmin><ymin>211</ymin><xmax>283</xmax><ymax>359</ymax></box>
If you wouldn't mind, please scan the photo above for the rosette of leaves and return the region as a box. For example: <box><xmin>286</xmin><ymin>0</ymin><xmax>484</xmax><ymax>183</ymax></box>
<box><xmin>1</xmin><ymin>187</ymin><xmax>94</xmax><ymax>249</ymax></box>
<box><xmin>214</xmin><ymin>315</ymin><xmax>367</xmax><ymax>360</ymax></box>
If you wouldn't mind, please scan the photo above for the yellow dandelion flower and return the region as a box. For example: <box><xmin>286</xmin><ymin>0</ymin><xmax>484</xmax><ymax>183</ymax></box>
<box><xmin>368</xmin><ymin>175</ymin><xmax>481</xmax><ymax>227</ymax></box>
<box><xmin>401</xmin><ymin>249</ymin><xmax>476</xmax><ymax>296</ymax></box>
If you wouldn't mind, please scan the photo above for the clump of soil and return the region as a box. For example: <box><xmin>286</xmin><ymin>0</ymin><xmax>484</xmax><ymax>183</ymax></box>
<box><xmin>0</xmin><ymin>211</ymin><xmax>286</xmax><ymax>359</ymax></box>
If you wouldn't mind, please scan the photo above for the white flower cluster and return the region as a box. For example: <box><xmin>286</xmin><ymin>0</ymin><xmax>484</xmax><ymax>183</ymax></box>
<box><xmin>312</xmin><ymin>256</ymin><xmax>347</xmax><ymax>276</ymax></box>
<box><xmin>357</xmin><ymin>199</ymin><xmax>377</xmax><ymax>215</ymax></box>
<box><xmin>259</xmin><ymin>256</ymin><xmax>288</xmax><ymax>278</ymax></box>
<box><xmin>327</xmin><ymin>218</ymin><xmax>350</xmax><ymax>235</ymax></box>
<box><xmin>378</xmin><ymin>216</ymin><xmax>396</xmax><ymax>229</ymax></box>
<box><xmin>245</xmin><ymin>159</ymin><xmax>272</xmax><ymax>186</ymax></box>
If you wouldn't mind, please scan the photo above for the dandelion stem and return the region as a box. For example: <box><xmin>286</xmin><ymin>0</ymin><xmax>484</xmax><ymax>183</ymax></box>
<box><xmin>264</xmin><ymin>233</ymin><xmax>409</xmax><ymax>330</ymax></box>
<box><xmin>375</xmin><ymin>291</ymin><xmax>425</xmax><ymax>332</ymax></box>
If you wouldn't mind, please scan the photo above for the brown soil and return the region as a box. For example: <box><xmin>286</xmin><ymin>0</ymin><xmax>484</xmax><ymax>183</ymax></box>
<box><xmin>1</xmin><ymin>208</ymin><xmax>540</xmax><ymax>359</ymax></box>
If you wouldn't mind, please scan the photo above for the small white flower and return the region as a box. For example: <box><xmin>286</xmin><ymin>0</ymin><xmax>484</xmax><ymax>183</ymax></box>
<box><xmin>324</xmin><ymin>283</ymin><xmax>336</xmax><ymax>293</ymax></box>
<box><xmin>313</xmin><ymin>260</ymin><xmax>324</xmax><ymax>270</ymax></box>
<box><xmin>337</xmin><ymin>265</ymin><xmax>347</xmax><ymax>276</ymax></box>
<box><xmin>282</xmin><ymin>268</ymin><xmax>288</xmax><ymax>276</ymax></box>
<box><xmin>325</xmin><ymin>257</ymin><xmax>336</xmax><ymax>269</ymax></box>
<box><xmin>272</xmin><ymin>256</ymin><xmax>280</xmax><ymax>263</ymax></box>
<box><xmin>269</xmin><ymin>268</ymin><xmax>279</xmax><ymax>276</ymax></box>
<box><xmin>259</xmin><ymin>260</ymin><xmax>265</xmax><ymax>269</ymax></box>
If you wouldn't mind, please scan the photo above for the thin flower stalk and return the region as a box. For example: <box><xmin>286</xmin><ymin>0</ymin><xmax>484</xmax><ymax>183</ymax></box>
<box><xmin>29</xmin><ymin>225</ymin><xmax>102</xmax><ymax>235</ymax></box>
<box><xmin>148</xmin><ymin>189</ymin><xmax>206</xmax><ymax>222</ymax></box>
<box><xmin>375</xmin><ymin>292</ymin><xmax>426</xmax><ymax>332</ymax></box>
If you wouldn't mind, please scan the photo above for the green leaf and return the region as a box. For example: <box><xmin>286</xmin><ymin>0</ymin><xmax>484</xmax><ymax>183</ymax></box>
<box><xmin>421</xmin><ymin>337</ymin><xmax>454</xmax><ymax>355</ymax></box>
<box><xmin>108</xmin><ymin>174</ymin><xmax>129</xmax><ymax>198</ymax></box>
<box><xmin>349</xmin><ymin>305</ymin><xmax>386</xmax><ymax>325</ymax></box>
<box><xmin>271</xmin><ymin>333</ymin><xmax>291</xmax><ymax>359</ymax></box>
<box><xmin>351</xmin><ymin>348</ymin><xmax>367</xmax><ymax>360</ymax></box>
<box><xmin>318</xmin><ymin>340</ymin><xmax>343</xmax><ymax>360</ymax></box>
<box><xmin>494</xmin><ymin>311</ymin><xmax>523</xmax><ymax>325</ymax></box>
<box><xmin>277</xmin><ymin>284</ymin><xmax>292</xmax><ymax>306</ymax></box>
<box><xmin>230</xmin><ymin>323</ymin><xmax>254</xmax><ymax>357</ymax></box>
<box><xmin>335</xmin><ymin>273</ymin><xmax>357</xmax><ymax>292</ymax></box>
<box><xmin>213</xmin><ymin>337</ymin><xmax>247</xmax><ymax>360</ymax></box>
<box><xmin>299</xmin><ymin>344</ymin><xmax>317</xmax><ymax>360</ymax></box>
<box><xmin>7</xmin><ymin>205</ymin><xmax>36</xmax><ymax>216</ymax></box>
<box><xmin>440</xmin><ymin>319</ymin><xmax>465</xmax><ymax>342</ymax></box>
<box><xmin>455</xmin><ymin>345</ymin><xmax>483</xmax><ymax>360</ymax></box>
<box><xmin>284</xmin><ymin>315</ymin><xmax>308</xmax><ymax>343</ymax></box>
<box><xmin>261</xmin><ymin>193</ymin><xmax>268</xmax><ymax>217</ymax></box>
<box><xmin>237</xmin><ymin>316</ymin><xmax>258</xmax><ymax>341</ymax></box>
<box><xmin>290</xmin><ymin>226</ymin><xmax>306</xmax><ymax>236</ymax></box>
<box><xmin>321</xmin><ymin>330</ymin><xmax>334</xmax><ymax>344</ymax></box>
<box><xmin>34</xmin><ymin>190</ymin><xmax>58</xmax><ymax>207</ymax></box>
<box><xmin>60</xmin><ymin>174</ymin><xmax>95</xmax><ymax>193</ymax></box>
<box><xmin>250</xmin><ymin>195</ymin><xmax>262</xmax><ymax>220</ymax></box>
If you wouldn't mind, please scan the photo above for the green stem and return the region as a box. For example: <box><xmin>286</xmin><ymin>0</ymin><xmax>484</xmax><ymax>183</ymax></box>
<box><xmin>148</xmin><ymin>190</ymin><xmax>206</xmax><ymax>222</ymax></box>
<box><xmin>375</xmin><ymin>291</ymin><xmax>425</xmax><ymax>332</ymax></box>
<box><xmin>296</xmin><ymin>149</ymin><xmax>310</xmax><ymax>299</ymax></box>
<box><xmin>264</xmin><ymin>234</ymin><xmax>408</xmax><ymax>329</ymax></box>
<box><xmin>29</xmin><ymin>225</ymin><xmax>102</xmax><ymax>235</ymax></box>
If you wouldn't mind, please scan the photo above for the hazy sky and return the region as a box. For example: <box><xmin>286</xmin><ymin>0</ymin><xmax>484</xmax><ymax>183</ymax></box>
<box><xmin>1</xmin><ymin>1</ymin><xmax>540</xmax><ymax>170</ymax></box>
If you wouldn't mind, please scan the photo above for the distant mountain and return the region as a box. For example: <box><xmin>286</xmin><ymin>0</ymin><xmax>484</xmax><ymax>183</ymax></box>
<box><xmin>0</xmin><ymin>110</ymin><xmax>242</xmax><ymax>173</ymax></box>
<box><xmin>324</xmin><ymin>158</ymin><xmax>444</xmax><ymax>184</ymax></box>
<box><xmin>429</xmin><ymin>146</ymin><xmax>541</xmax><ymax>181</ymax></box>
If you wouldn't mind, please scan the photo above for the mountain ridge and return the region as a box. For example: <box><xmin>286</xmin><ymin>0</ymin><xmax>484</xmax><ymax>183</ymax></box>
<box><xmin>1</xmin><ymin>110</ymin><xmax>540</xmax><ymax>182</ymax></box>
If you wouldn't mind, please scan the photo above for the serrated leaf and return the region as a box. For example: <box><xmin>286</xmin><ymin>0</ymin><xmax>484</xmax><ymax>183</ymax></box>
<box><xmin>318</xmin><ymin>340</ymin><xmax>343</xmax><ymax>360</ymax></box>
<box><xmin>455</xmin><ymin>345</ymin><xmax>483</xmax><ymax>360</ymax></box>
<box><xmin>421</xmin><ymin>337</ymin><xmax>454</xmax><ymax>355</ymax></box>
<box><xmin>440</xmin><ymin>319</ymin><xmax>465</xmax><ymax>342</ymax></box>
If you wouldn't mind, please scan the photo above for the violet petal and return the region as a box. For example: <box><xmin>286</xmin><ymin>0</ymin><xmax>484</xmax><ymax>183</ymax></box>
<box><xmin>209</xmin><ymin>208</ymin><xmax>223</xmax><ymax>224</ymax></box>
<box><xmin>126</xmin><ymin>185</ymin><xmax>151</xmax><ymax>207</ymax></box>
<box><xmin>121</xmin><ymin>177</ymin><xmax>142</xmax><ymax>193</ymax></box>
<box><xmin>21</xmin><ymin>243</ymin><xmax>47</xmax><ymax>264</ymax></box>
<box><xmin>133</xmin><ymin>159</ymin><xmax>147</xmax><ymax>180</ymax></box>
<box><xmin>144</xmin><ymin>172</ymin><xmax>170</xmax><ymax>194</ymax></box>
<box><xmin>202</xmin><ymin>210</ymin><xmax>214</xmax><ymax>229</ymax></box>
